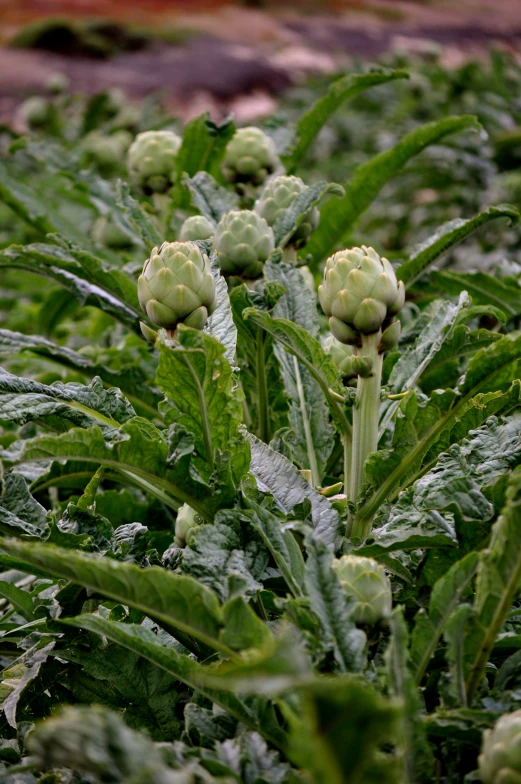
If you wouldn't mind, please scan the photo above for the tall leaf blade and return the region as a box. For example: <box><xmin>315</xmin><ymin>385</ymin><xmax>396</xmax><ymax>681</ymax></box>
<box><xmin>306</xmin><ymin>115</ymin><xmax>480</xmax><ymax>264</ymax></box>
<box><xmin>283</xmin><ymin>69</ymin><xmax>409</xmax><ymax>172</ymax></box>
<box><xmin>397</xmin><ymin>204</ymin><xmax>519</xmax><ymax>286</ymax></box>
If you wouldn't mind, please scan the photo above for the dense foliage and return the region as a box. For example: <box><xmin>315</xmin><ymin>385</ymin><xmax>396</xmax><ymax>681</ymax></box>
<box><xmin>1</xmin><ymin>50</ymin><xmax>521</xmax><ymax>783</ymax></box>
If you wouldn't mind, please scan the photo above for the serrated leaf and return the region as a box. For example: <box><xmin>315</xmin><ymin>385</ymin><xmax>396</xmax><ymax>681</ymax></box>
<box><xmin>204</xmin><ymin>256</ymin><xmax>237</xmax><ymax>366</ymax></box>
<box><xmin>272</xmin><ymin>182</ymin><xmax>344</xmax><ymax>248</ymax></box>
<box><xmin>0</xmin><ymin>370</ymin><xmax>135</xmax><ymax>436</ymax></box>
<box><xmin>305</xmin><ymin>537</ymin><xmax>366</xmax><ymax>672</ymax></box>
<box><xmin>264</xmin><ymin>261</ymin><xmax>334</xmax><ymax>480</ymax></box>
<box><xmin>184</xmin><ymin>171</ymin><xmax>238</xmax><ymax>223</ymax></box>
<box><xmin>156</xmin><ymin>327</ymin><xmax>249</xmax><ymax>486</ymax></box>
<box><xmin>411</xmin><ymin>553</ymin><xmax>479</xmax><ymax>683</ymax></box>
<box><xmin>306</xmin><ymin>115</ymin><xmax>480</xmax><ymax>264</ymax></box>
<box><xmin>0</xmin><ymin>328</ymin><xmax>160</xmax><ymax>417</ymax></box>
<box><xmin>0</xmin><ymin>537</ymin><xmax>227</xmax><ymax>656</ymax></box>
<box><xmin>0</xmin><ymin>473</ymin><xmax>48</xmax><ymax>539</ymax></box>
<box><xmin>116</xmin><ymin>180</ymin><xmax>163</xmax><ymax>249</ymax></box>
<box><xmin>62</xmin><ymin>615</ymin><xmax>288</xmax><ymax>751</ymax></box>
<box><xmin>244</xmin><ymin>308</ymin><xmax>350</xmax><ymax>439</ymax></box>
<box><xmin>246</xmin><ymin>433</ymin><xmax>340</xmax><ymax>549</ymax></box>
<box><xmin>397</xmin><ymin>205</ymin><xmax>520</xmax><ymax>286</ymax></box>
<box><xmin>431</xmin><ymin>269</ymin><xmax>521</xmax><ymax>318</ymax></box>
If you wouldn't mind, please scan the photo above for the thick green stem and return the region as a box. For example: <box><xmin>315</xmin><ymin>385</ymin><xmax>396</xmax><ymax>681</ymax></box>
<box><xmin>256</xmin><ymin>326</ymin><xmax>270</xmax><ymax>442</ymax></box>
<box><xmin>350</xmin><ymin>333</ymin><xmax>382</xmax><ymax>538</ymax></box>
<box><xmin>293</xmin><ymin>355</ymin><xmax>320</xmax><ymax>486</ymax></box>
<box><xmin>152</xmin><ymin>192</ymin><xmax>171</xmax><ymax>237</ymax></box>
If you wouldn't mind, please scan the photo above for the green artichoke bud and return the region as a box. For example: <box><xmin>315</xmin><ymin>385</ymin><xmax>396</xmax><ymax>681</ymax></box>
<box><xmin>27</xmin><ymin>705</ymin><xmax>165</xmax><ymax>781</ymax></box>
<box><xmin>332</xmin><ymin>554</ymin><xmax>392</xmax><ymax>626</ymax></box>
<box><xmin>82</xmin><ymin>130</ymin><xmax>132</xmax><ymax>174</ymax></box>
<box><xmin>174</xmin><ymin>503</ymin><xmax>199</xmax><ymax>547</ymax></box>
<box><xmin>323</xmin><ymin>334</ymin><xmax>356</xmax><ymax>379</ymax></box>
<box><xmin>127</xmin><ymin>130</ymin><xmax>181</xmax><ymax>193</ymax></box>
<box><xmin>351</xmin><ymin>355</ymin><xmax>374</xmax><ymax>378</ymax></box>
<box><xmin>222</xmin><ymin>126</ymin><xmax>280</xmax><ymax>187</ymax></box>
<box><xmin>479</xmin><ymin>711</ymin><xmax>521</xmax><ymax>784</ymax></box>
<box><xmin>179</xmin><ymin>215</ymin><xmax>215</xmax><ymax>242</ymax></box>
<box><xmin>138</xmin><ymin>241</ymin><xmax>216</xmax><ymax>332</ymax></box>
<box><xmin>20</xmin><ymin>96</ymin><xmax>50</xmax><ymax>128</ymax></box>
<box><xmin>46</xmin><ymin>72</ymin><xmax>69</xmax><ymax>94</ymax></box>
<box><xmin>92</xmin><ymin>215</ymin><xmax>134</xmax><ymax>249</ymax></box>
<box><xmin>379</xmin><ymin>319</ymin><xmax>401</xmax><ymax>352</ymax></box>
<box><xmin>254</xmin><ymin>175</ymin><xmax>319</xmax><ymax>248</ymax></box>
<box><xmin>214</xmin><ymin>210</ymin><xmax>274</xmax><ymax>278</ymax></box>
<box><xmin>319</xmin><ymin>246</ymin><xmax>405</xmax><ymax>341</ymax></box>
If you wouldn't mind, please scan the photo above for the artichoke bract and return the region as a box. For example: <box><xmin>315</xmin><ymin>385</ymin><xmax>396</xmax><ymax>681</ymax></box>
<box><xmin>138</xmin><ymin>241</ymin><xmax>216</xmax><ymax>333</ymax></box>
<box><xmin>319</xmin><ymin>246</ymin><xmax>404</xmax><ymax>344</ymax></box>
<box><xmin>222</xmin><ymin>127</ymin><xmax>280</xmax><ymax>187</ymax></box>
<box><xmin>179</xmin><ymin>215</ymin><xmax>215</xmax><ymax>242</ymax></box>
<box><xmin>127</xmin><ymin>130</ymin><xmax>181</xmax><ymax>193</ymax></box>
<box><xmin>479</xmin><ymin>711</ymin><xmax>521</xmax><ymax>784</ymax></box>
<box><xmin>323</xmin><ymin>334</ymin><xmax>356</xmax><ymax>379</ymax></box>
<box><xmin>214</xmin><ymin>209</ymin><xmax>274</xmax><ymax>278</ymax></box>
<box><xmin>255</xmin><ymin>174</ymin><xmax>320</xmax><ymax>248</ymax></box>
<box><xmin>333</xmin><ymin>554</ymin><xmax>392</xmax><ymax>626</ymax></box>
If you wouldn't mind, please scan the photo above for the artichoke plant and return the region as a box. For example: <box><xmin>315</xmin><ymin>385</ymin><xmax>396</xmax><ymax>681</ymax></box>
<box><xmin>332</xmin><ymin>555</ymin><xmax>392</xmax><ymax>626</ymax></box>
<box><xmin>138</xmin><ymin>241</ymin><xmax>216</xmax><ymax>334</ymax></box>
<box><xmin>479</xmin><ymin>711</ymin><xmax>521</xmax><ymax>784</ymax></box>
<box><xmin>82</xmin><ymin>130</ymin><xmax>132</xmax><ymax>175</ymax></box>
<box><xmin>179</xmin><ymin>215</ymin><xmax>215</xmax><ymax>242</ymax></box>
<box><xmin>222</xmin><ymin>127</ymin><xmax>280</xmax><ymax>187</ymax></box>
<box><xmin>255</xmin><ymin>174</ymin><xmax>320</xmax><ymax>248</ymax></box>
<box><xmin>20</xmin><ymin>96</ymin><xmax>50</xmax><ymax>129</ymax></box>
<box><xmin>318</xmin><ymin>246</ymin><xmax>404</xmax><ymax>344</ymax></box>
<box><xmin>127</xmin><ymin>130</ymin><xmax>181</xmax><ymax>193</ymax></box>
<box><xmin>214</xmin><ymin>210</ymin><xmax>274</xmax><ymax>278</ymax></box>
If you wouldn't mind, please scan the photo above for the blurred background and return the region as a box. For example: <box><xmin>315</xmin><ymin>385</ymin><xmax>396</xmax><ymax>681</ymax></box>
<box><xmin>0</xmin><ymin>0</ymin><xmax>520</xmax><ymax>124</ymax></box>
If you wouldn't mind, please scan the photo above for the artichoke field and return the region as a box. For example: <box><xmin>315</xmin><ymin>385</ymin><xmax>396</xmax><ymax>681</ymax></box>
<box><xmin>1</xmin><ymin>50</ymin><xmax>521</xmax><ymax>784</ymax></box>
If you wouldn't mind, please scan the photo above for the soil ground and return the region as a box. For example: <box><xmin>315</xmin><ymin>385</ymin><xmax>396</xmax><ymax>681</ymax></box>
<box><xmin>0</xmin><ymin>1</ymin><xmax>520</xmax><ymax>122</ymax></box>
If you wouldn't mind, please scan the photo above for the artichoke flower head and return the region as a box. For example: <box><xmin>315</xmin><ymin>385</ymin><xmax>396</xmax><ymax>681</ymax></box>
<box><xmin>479</xmin><ymin>710</ymin><xmax>521</xmax><ymax>784</ymax></box>
<box><xmin>319</xmin><ymin>246</ymin><xmax>404</xmax><ymax>346</ymax></box>
<box><xmin>138</xmin><ymin>241</ymin><xmax>216</xmax><ymax>335</ymax></box>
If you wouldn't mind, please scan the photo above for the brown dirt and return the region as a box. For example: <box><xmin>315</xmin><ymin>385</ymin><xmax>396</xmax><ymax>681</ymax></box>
<box><xmin>1</xmin><ymin>1</ymin><xmax>521</xmax><ymax>123</ymax></box>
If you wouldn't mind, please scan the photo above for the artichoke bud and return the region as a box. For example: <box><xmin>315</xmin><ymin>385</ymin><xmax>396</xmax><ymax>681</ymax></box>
<box><xmin>174</xmin><ymin>503</ymin><xmax>199</xmax><ymax>547</ymax></box>
<box><xmin>351</xmin><ymin>355</ymin><xmax>374</xmax><ymax>378</ymax></box>
<box><xmin>222</xmin><ymin>127</ymin><xmax>280</xmax><ymax>187</ymax></box>
<box><xmin>319</xmin><ymin>246</ymin><xmax>405</xmax><ymax>340</ymax></box>
<box><xmin>254</xmin><ymin>175</ymin><xmax>319</xmax><ymax>248</ymax></box>
<box><xmin>214</xmin><ymin>210</ymin><xmax>274</xmax><ymax>278</ymax></box>
<box><xmin>20</xmin><ymin>96</ymin><xmax>50</xmax><ymax>128</ymax></box>
<box><xmin>179</xmin><ymin>215</ymin><xmax>215</xmax><ymax>242</ymax></box>
<box><xmin>332</xmin><ymin>554</ymin><xmax>392</xmax><ymax>626</ymax></box>
<box><xmin>379</xmin><ymin>319</ymin><xmax>401</xmax><ymax>352</ymax></box>
<box><xmin>82</xmin><ymin>130</ymin><xmax>132</xmax><ymax>173</ymax></box>
<box><xmin>46</xmin><ymin>72</ymin><xmax>69</xmax><ymax>94</ymax></box>
<box><xmin>479</xmin><ymin>711</ymin><xmax>521</xmax><ymax>784</ymax></box>
<box><xmin>138</xmin><ymin>241</ymin><xmax>216</xmax><ymax>332</ymax></box>
<box><xmin>323</xmin><ymin>334</ymin><xmax>356</xmax><ymax>379</ymax></box>
<box><xmin>127</xmin><ymin>130</ymin><xmax>181</xmax><ymax>193</ymax></box>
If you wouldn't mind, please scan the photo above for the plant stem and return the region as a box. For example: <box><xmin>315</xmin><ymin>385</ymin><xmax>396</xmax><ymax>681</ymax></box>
<box><xmin>152</xmin><ymin>192</ymin><xmax>171</xmax><ymax>237</ymax></box>
<box><xmin>256</xmin><ymin>326</ymin><xmax>270</xmax><ymax>442</ymax></box>
<box><xmin>293</xmin><ymin>355</ymin><xmax>320</xmax><ymax>486</ymax></box>
<box><xmin>282</xmin><ymin>246</ymin><xmax>297</xmax><ymax>264</ymax></box>
<box><xmin>350</xmin><ymin>332</ymin><xmax>382</xmax><ymax>539</ymax></box>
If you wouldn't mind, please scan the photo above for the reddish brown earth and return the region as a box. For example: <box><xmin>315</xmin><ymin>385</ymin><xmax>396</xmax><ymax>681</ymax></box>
<box><xmin>0</xmin><ymin>1</ymin><xmax>521</xmax><ymax>123</ymax></box>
